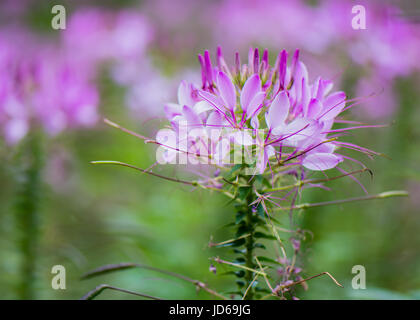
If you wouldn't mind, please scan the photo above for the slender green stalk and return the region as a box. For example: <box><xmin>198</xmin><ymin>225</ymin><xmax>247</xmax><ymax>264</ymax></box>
<box><xmin>14</xmin><ymin>131</ymin><xmax>44</xmax><ymax>299</ymax></box>
<box><xmin>243</xmin><ymin>189</ymin><xmax>256</xmax><ymax>300</ymax></box>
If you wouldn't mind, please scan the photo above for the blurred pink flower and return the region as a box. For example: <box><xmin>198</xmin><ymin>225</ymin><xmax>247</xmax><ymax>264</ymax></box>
<box><xmin>355</xmin><ymin>75</ymin><xmax>396</xmax><ymax>120</ymax></box>
<box><xmin>0</xmin><ymin>28</ymin><xmax>99</xmax><ymax>144</ymax></box>
<box><xmin>63</xmin><ymin>8</ymin><xmax>153</xmax><ymax>68</ymax></box>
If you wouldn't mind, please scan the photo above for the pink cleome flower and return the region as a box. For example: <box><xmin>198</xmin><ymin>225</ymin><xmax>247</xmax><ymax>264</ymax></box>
<box><xmin>156</xmin><ymin>47</ymin><xmax>372</xmax><ymax>175</ymax></box>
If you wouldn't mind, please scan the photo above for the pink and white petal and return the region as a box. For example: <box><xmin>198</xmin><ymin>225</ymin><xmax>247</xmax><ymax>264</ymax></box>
<box><xmin>198</xmin><ymin>90</ymin><xmax>226</xmax><ymax>113</ymax></box>
<box><xmin>266</xmin><ymin>145</ymin><xmax>275</xmax><ymax>158</ymax></box>
<box><xmin>216</xmin><ymin>71</ymin><xmax>236</xmax><ymax>112</ymax></box>
<box><xmin>311</xmin><ymin>76</ymin><xmax>321</xmax><ymax>97</ymax></box>
<box><xmin>306</xmin><ymin>98</ymin><xmax>323</xmax><ymax>119</ymax></box>
<box><xmin>206</xmin><ymin>110</ymin><xmax>223</xmax><ymax>127</ymax></box>
<box><xmin>155</xmin><ymin>128</ymin><xmax>181</xmax><ymax>163</ymax></box>
<box><xmin>314</xmin><ymin>142</ymin><xmax>336</xmax><ymax>154</ymax></box>
<box><xmin>246</xmin><ymin>91</ymin><xmax>265</xmax><ymax>119</ymax></box>
<box><xmin>193</xmin><ymin>100</ymin><xmax>213</xmax><ymax>114</ymax></box>
<box><xmin>279</xmin><ymin>118</ymin><xmax>312</xmax><ymax>141</ymax></box>
<box><xmin>256</xmin><ymin>148</ymin><xmax>271</xmax><ymax>174</ymax></box>
<box><xmin>183</xmin><ymin>106</ymin><xmax>210</xmax><ymax>143</ymax></box>
<box><xmin>177</xmin><ymin>80</ymin><xmax>195</xmax><ymax>107</ymax></box>
<box><xmin>266</xmin><ymin>91</ymin><xmax>290</xmax><ymax>129</ymax></box>
<box><xmin>298</xmin><ymin>138</ymin><xmax>335</xmax><ymax>155</ymax></box>
<box><xmin>302</xmin><ymin>153</ymin><xmax>343</xmax><ymax>171</ymax></box>
<box><xmin>206</xmin><ymin>110</ymin><xmax>223</xmax><ymax>139</ymax></box>
<box><xmin>156</xmin><ymin>128</ymin><xmax>178</xmax><ymax>148</ymax></box>
<box><xmin>240</xmin><ymin>74</ymin><xmax>261</xmax><ymax>113</ymax></box>
<box><xmin>213</xmin><ymin>139</ymin><xmax>231</xmax><ymax>164</ymax></box>
<box><xmin>301</xmin><ymin>77</ymin><xmax>311</xmax><ymax>116</ymax></box>
<box><xmin>182</xmin><ymin>105</ymin><xmax>202</xmax><ymax>127</ymax></box>
<box><xmin>316</xmin><ymin>79</ymin><xmax>334</xmax><ymax>100</ymax></box>
<box><xmin>251</xmin><ymin>115</ymin><xmax>259</xmax><ymax>129</ymax></box>
<box><xmin>232</xmin><ymin>129</ymin><xmax>253</xmax><ymax>146</ymax></box>
<box><xmin>320</xmin><ymin>91</ymin><xmax>346</xmax><ymax>120</ymax></box>
<box><xmin>294</xmin><ymin>61</ymin><xmax>309</xmax><ymax>101</ymax></box>
<box><xmin>164</xmin><ymin>103</ymin><xmax>182</xmax><ymax>120</ymax></box>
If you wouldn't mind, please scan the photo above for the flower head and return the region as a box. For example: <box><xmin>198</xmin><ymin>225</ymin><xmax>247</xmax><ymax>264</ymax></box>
<box><xmin>157</xmin><ymin>47</ymin><xmax>353</xmax><ymax>174</ymax></box>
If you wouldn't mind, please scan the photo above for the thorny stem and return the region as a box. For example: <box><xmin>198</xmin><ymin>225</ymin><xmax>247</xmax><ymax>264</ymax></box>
<box><xmin>243</xmin><ymin>189</ymin><xmax>256</xmax><ymax>300</ymax></box>
<box><xmin>14</xmin><ymin>131</ymin><xmax>44</xmax><ymax>299</ymax></box>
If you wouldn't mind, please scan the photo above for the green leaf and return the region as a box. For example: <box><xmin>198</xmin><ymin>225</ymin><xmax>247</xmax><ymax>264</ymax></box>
<box><xmin>231</xmin><ymin>238</ymin><xmax>246</xmax><ymax>247</ymax></box>
<box><xmin>215</xmin><ymin>242</ymin><xmax>235</xmax><ymax>248</ymax></box>
<box><xmin>255</xmin><ymin>287</ymin><xmax>272</xmax><ymax>294</ymax></box>
<box><xmin>254</xmin><ymin>243</ymin><xmax>266</xmax><ymax>249</ymax></box>
<box><xmin>254</xmin><ymin>232</ymin><xmax>277</xmax><ymax>240</ymax></box>
<box><xmin>224</xmin><ymin>164</ymin><xmax>242</xmax><ymax>180</ymax></box>
<box><xmin>236</xmin><ymin>225</ymin><xmax>250</xmax><ymax>237</ymax></box>
<box><xmin>235</xmin><ymin>210</ymin><xmax>246</xmax><ymax>224</ymax></box>
<box><xmin>238</xmin><ymin>186</ymin><xmax>251</xmax><ymax>201</ymax></box>
<box><xmin>234</xmin><ymin>257</ymin><xmax>246</xmax><ymax>264</ymax></box>
<box><xmin>235</xmin><ymin>270</ymin><xmax>245</xmax><ymax>278</ymax></box>
<box><xmin>256</xmin><ymin>203</ymin><xmax>266</xmax><ymax>218</ymax></box>
<box><xmin>256</xmin><ymin>256</ymin><xmax>281</xmax><ymax>265</ymax></box>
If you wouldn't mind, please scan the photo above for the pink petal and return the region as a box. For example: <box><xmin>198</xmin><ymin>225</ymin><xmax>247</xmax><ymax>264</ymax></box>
<box><xmin>164</xmin><ymin>103</ymin><xmax>182</xmax><ymax>120</ymax></box>
<box><xmin>306</xmin><ymin>98</ymin><xmax>323</xmax><ymax>118</ymax></box>
<box><xmin>240</xmin><ymin>74</ymin><xmax>261</xmax><ymax>114</ymax></box>
<box><xmin>177</xmin><ymin>81</ymin><xmax>194</xmax><ymax>107</ymax></box>
<box><xmin>206</xmin><ymin>110</ymin><xmax>223</xmax><ymax>139</ymax></box>
<box><xmin>266</xmin><ymin>91</ymin><xmax>290</xmax><ymax>129</ymax></box>
<box><xmin>213</xmin><ymin>139</ymin><xmax>230</xmax><ymax>164</ymax></box>
<box><xmin>316</xmin><ymin>79</ymin><xmax>333</xmax><ymax>100</ymax></box>
<box><xmin>320</xmin><ymin>91</ymin><xmax>346</xmax><ymax>120</ymax></box>
<box><xmin>232</xmin><ymin>130</ymin><xmax>253</xmax><ymax>146</ymax></box>
<box><xmin>193</xmin><ymin>101</ymin><xmax>213</xmax><ymax>114</ymax></box>
<box><xmin>247</xmin><ymin>91</ymin><xmax>265</xmax><ymax>119</ymax></box>
<box><xmin>156</xmin><ymin>128</ymin><xmax>178</xmax><ymax>163</ymax></box>
<box><xmin>302</xmin><ymin>153</ymin><xmax>343</xmax><ymax>171</ymax></box>
<box><xmin>293</xmin><ymin>61</ymin><xmax>308</xmax><ymax>101</ymax></box>
<box><xmin>280</xmin><ymin>118</ymin><xmax>319</xmax><ymax>142</ymax></box>
<box><xmin>182</xmin><ymin>105</ymin><xmax>202</xmax><ymax>127</ymax></box>
<box><xmin>198</xmin><ymin>90</ymin><xmax>225</xmax><ymax>114</ymax></box>
<box><xmin>216</xmin><ymin>71</ymin><xmax>236</xmax><ymax>112</ymax></box>
<box><xmin>279</xmin><ymin>50</ymin><xmax>288</xmax><ymax>88</ymax></box>
<box><xmin>301</xmin><ymin>77</ymin><xmax>311</xmax><ymax>116</ymax></box>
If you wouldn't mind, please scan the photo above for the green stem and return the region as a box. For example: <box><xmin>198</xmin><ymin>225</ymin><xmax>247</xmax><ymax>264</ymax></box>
<box><xmin>14</xmin><ymin>131</ymin><xmax>44</xmax><ymax>299</ymax></box>
<box><xmin>243</xmin><ymin>192</ymin><xmax>255</xmax><ymax>300</ymax></box>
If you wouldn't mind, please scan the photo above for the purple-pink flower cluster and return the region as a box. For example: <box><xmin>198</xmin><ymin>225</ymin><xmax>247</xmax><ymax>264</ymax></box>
<box><xmin>0</xmin><ymin>8</ymin><xmax>155</xmax><ymax>144</ymax></box>
<box><xmin>157</xmin><ymin>48</ymin><xmax>360</xmax><ymax>174</ymax></box>
<box><xmin>0</xmin><ymin>28</ymin><xmax>99</xmax><ymax>144</ymax></box>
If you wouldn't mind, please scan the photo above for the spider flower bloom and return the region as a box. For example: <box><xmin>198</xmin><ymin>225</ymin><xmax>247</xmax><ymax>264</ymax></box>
<box><xmin>0</xmin><ymin>29</ymin><xmax>99</xmax><ymax>144</ymax></box>
<box><xmin>156</xmin><ymin>47</ymin><xmax>361</xmax><ymax>174</ymax></box>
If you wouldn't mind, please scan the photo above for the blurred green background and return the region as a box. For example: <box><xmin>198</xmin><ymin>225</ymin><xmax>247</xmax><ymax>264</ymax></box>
<box><xmin>0</xmin><ymin>0</ymin><xmax>419</xmax><ymax>299</ymax></box>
